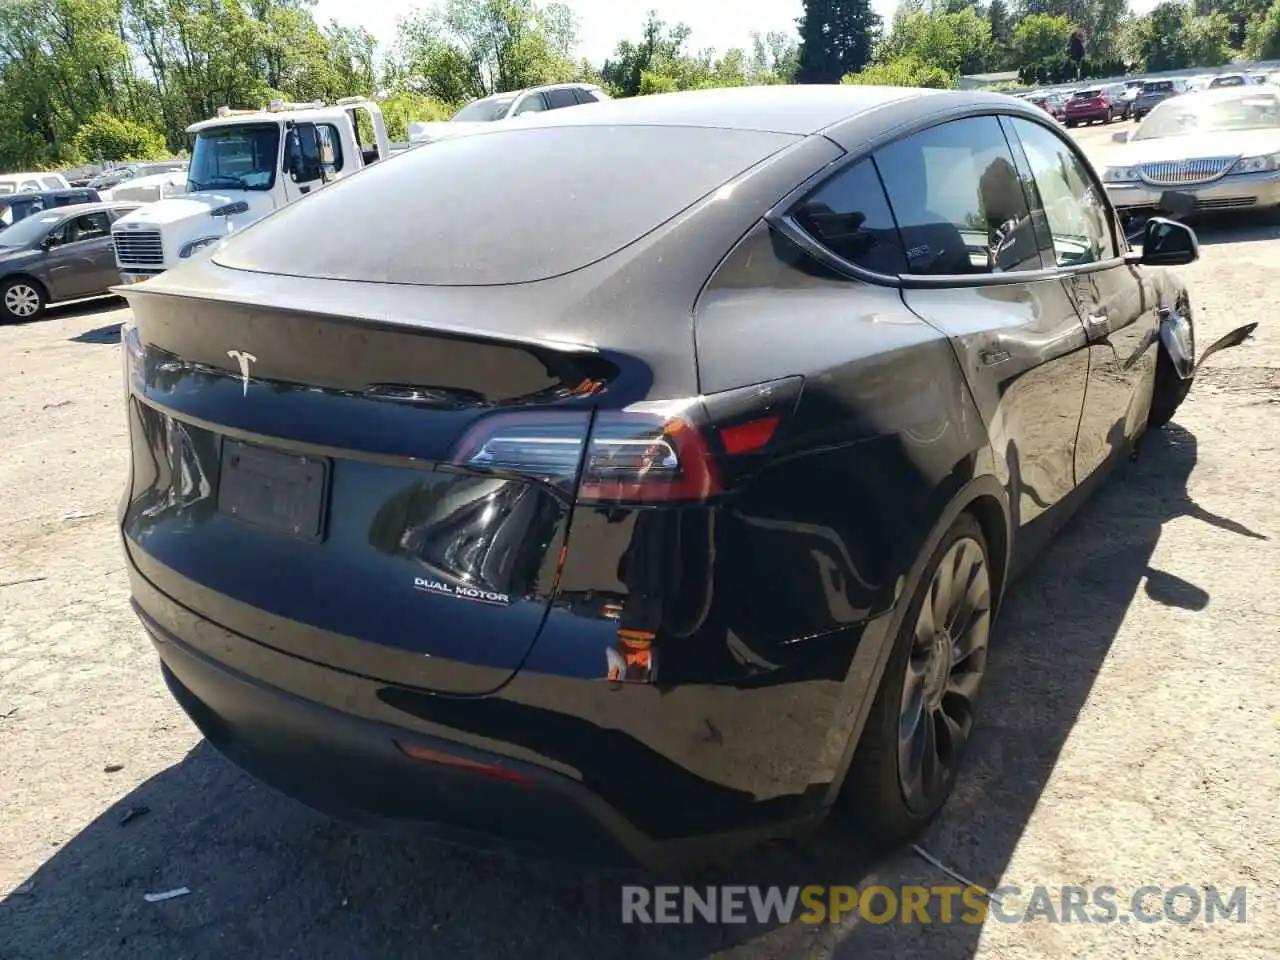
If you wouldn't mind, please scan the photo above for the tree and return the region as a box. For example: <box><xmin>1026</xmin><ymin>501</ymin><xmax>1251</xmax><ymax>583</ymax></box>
<box><xmin>391</xmin><ymin>0</ymin><xmax>575</xmax><ymax>103</ymax></box>
<box><xmin>1010</xmin><ymin>13</ymin><xmax>1074</xmax><ymax>66</ymax></box>
<box><xmin>877</xmin><ymin>7</ymin><xmax>994</xmax><ymax>77</ymax></box>
<box><xmin>73</xmin><ymin>111</ymin><xmax>167</xmax><ymax>160</ymax></box>
<box><xmin>796</xmin><ymin>0</ymin><xmax>882</xmax><ymax>83</ymax></box>
<box><xmin>843</xmin><ymin>54</ymin><xmax>955</xmax><ymax>87</ymax></box>
<box><xmin>987</xmin><ymin>0</ymin><xmax>1014</xmax><ymax>66</ymax></box>
<box><xmin>1132</xmin><ymin>1</ymin><xmax>1230</xmax><ymax>70</ymax></box>
<box><xmin>600</xmin><ymin>12</ymin><xmax>691</xmax><ymax>97</ymax></box>
<box><xmin>1244</xmin><ymin>0</ymin><xmax>1280</xmax><ymax>57</ymax></box>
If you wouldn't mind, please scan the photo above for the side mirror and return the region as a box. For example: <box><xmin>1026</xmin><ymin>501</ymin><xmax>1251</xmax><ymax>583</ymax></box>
<box><xmin>1135</xmin><ymin>217</ymin><xmax>1199</xmax><ymax>267</ymax></box>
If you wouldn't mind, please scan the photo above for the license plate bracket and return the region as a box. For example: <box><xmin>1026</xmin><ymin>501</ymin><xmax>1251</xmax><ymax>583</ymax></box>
<box><xmin>217</xmin><ymin>440</ymin><xmax>330</xmax><ymax>541</ymax></box>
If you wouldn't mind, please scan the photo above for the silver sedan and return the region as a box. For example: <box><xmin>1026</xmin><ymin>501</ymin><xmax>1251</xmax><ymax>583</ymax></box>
<box><xmin>1102</xmin><ymin>86</ymin><xmax>1280</xmax><ymax>214</ymax></box>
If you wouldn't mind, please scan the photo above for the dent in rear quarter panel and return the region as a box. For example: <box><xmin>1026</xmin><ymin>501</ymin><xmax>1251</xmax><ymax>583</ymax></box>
<box><xmin>443</xmin><ymin>223</ymin><xmax>997</xmax><ymax>842</ymax></box>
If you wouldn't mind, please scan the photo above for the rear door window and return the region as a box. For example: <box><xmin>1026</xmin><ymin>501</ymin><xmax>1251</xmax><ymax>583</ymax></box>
<box><xmin>874</xmin><ymin>115</ymin><xmax>1043</xmax><ymax>276</ymax></box>
<box><xmin>1007</xmin><ymin>118</ymin><xmax>1116</xmax><ymax>267</ymax></box>
<box><xmin>790</xmin><ymin>158</ymin><xmax>906</xmax><ymax>275</ymax></box>
<box><xmin>575</xmin><ymin>88</ymin><xmax>601</xmax><ymax>104</ymax></box>
<box><xmin>513</xmin><ymin>93</ymin><xmax>548</xmax><ymax>115</ymax></box>
<box><xmin>68</xmin><ymin>211</ymin><xmax>111</xmax><ymax>243</ymax></box>
<box><xmin>544</xmin><ymin>89</ymin><xmax>580</xmax><ymax>110</ymax></box>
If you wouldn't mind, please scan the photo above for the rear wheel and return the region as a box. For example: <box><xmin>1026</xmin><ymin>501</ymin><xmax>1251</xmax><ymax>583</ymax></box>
<box><xmin>838</xmin><ymin>514</ymin><xmax>993</xmax><ymax>847</ymax></box>
<box><xmin>1</xmin><ymin>278</ymin><xmax>45</xmax><ymax>323</ymax></box>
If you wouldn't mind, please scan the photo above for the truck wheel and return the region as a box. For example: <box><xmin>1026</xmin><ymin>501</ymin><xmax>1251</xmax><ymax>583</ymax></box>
<box><xmin>837</xmin><ymin>513</ymin><xmax>993</xmax><ymax>848</ymax></box>
<box><xmin>1</xmin><ymin>278</ymin><xmax>46</xmax><ymax>323</ymax></box>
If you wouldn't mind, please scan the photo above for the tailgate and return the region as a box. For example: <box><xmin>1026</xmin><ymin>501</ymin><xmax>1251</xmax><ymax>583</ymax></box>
<box><xmin>120</xmin><ymin>291</ymin><xmax>618</xmax><ymax>695</ymax></box>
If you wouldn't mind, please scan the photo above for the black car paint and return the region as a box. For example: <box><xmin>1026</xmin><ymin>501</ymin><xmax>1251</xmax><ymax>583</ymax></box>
<box><xmin>120</xmin><ymin>89</ymin><xmax>1198</xmax><ymax>867</ymax></box>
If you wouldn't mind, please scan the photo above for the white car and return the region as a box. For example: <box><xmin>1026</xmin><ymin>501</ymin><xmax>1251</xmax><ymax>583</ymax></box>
<box><xmin>102</xmin><ymin>171</ymin><xmax>189</xmax><ymax>203</ymax></box>
<box><xmin>1102</xmin><ymin>86</ymin><xmax>1280</xmax><ymax>214</ymax></box>
<box><xmin>0</xmin><ymin>171</ymin><xmax>71</xmax><ymax>195</ymax></box>
<box><xmin>407</xmin><ymin>83</ymin><xmax>609</xmax><ymax>144</ymax></box>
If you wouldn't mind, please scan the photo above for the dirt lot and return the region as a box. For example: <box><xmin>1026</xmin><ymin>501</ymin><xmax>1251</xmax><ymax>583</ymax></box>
<box><xmin>2</xmin><ymin>121</ymin><xmax>1278</xmax><ymax>959</ymax></box>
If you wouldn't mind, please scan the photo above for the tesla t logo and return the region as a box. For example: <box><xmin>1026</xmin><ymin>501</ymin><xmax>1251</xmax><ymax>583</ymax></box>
<box><xmin>226</xmin><ymin>349</ymin><xmax>257</xmax><ymax>396</ymax></box>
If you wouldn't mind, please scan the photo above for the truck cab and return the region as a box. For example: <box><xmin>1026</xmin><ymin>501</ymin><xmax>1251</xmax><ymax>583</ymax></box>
<box><xmin>113</xmin><ymin>97</ymin><xmax>389</xmax><ymax>282</ymax></box>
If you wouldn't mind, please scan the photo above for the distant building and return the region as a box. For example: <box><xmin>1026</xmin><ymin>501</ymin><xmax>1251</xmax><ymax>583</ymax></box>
<box><xmin>958</xmin><ymin>71</ymin><xmax>1021</xmax><ymax>90</ymax></box>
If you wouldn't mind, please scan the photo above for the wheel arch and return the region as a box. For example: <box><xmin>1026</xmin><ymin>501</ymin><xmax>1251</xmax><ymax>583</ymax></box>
<box><xmin>822</xmin><ymin>471</ymin><xmax>1012</xmax><ymax>810</ymax></box>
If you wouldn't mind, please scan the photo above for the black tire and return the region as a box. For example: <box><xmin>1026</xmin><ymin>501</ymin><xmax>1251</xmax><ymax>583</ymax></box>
<box><xmin>837</xmin><ymin>513</ymin><xmax>994</xmax><ymax>849</ymax></box>
<box><xmin>1</xmin><ymin>277</ymin><xmax>46</xmax><ymax>323</ymax></box>
<box><xmin>1066</xmin><ymin>120</ymin><xmax>1078</xmax><ymax>128</ymax></box>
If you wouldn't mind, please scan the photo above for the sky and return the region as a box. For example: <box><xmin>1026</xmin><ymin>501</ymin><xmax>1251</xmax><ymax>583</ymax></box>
<box><xmin>313</xmin><ymin>0</ymin><xmax>817</xmax><ymax>63</ymax></box>
<box><xmin>311</xmin><ymin>0</ymin><xmax>1165</xmax><ymax>66</ymax></box>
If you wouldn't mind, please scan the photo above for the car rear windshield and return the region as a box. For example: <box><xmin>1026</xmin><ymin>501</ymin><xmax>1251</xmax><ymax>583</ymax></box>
<box><xmin>213</xmin><ymin>125</ymin><xmax>799</xmax><ymax>286</ymax></box>
<box><xmin>1073</xmin><ymin>89</ymin><xmax>1102</xmax><ymax>99</ymax></box>
<box><xmin>1144</xmin><ymin>81</ymin><xmax>1174</xmax><ymax>92</ymax></box>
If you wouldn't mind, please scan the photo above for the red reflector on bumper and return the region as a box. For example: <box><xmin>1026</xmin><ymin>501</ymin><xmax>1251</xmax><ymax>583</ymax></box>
<box><xmin>395</xmin><ymin>742</ymin><xmax>528</xmax><ymax>782</ymax></box>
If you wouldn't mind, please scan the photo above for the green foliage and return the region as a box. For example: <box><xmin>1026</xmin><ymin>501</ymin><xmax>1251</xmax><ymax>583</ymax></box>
<box><xmin>796</xmin><ymin>0</ymin><xmax>882</xmax><ymax>83</ymax></box>
<box><xmin>600</xmin><ymin>13</ymin><xmax>781</xmax><ymax>97</ymax></box>
<box><xmin>877</xmin><ymin>7</ymin><xmax>993</xmax><ymax>76</ymax></box>
<box><xmin>72</xmin><ymin>111</ymin><xmax>166</xmax><ymax>161</ymax></box>
<box><xmin>1244</xmin><ymin>0</ymin><xmax>1280</xmax><ymax>58</ymax></box>
<box><xmin>1131</xmin><ymin>2</ymin><xmax>1231</xmax><ymax>70</ymax></box>
<box><xmin>378</xmin><ymin>92</ymin><xmax>455</xmax><ymax>142</ymax></box>
<box><xmin>1018</xmin><ymin>55</ymin><xmax>1127</xmax><ymax>84</ymax></box>
<box><xmin>1010</xmin><ymin>13</ymin><xmax>1075</xmax><ymax>66</ymax></box>
<box><xmin>842</xmin><ymin>54</ymin><xmax>956</xmax><ymax>88</ymax></box>
<box><xmin>390</xmin><ymin>0</ymin><xmax>577</xmax><ymax>102</ymax></box>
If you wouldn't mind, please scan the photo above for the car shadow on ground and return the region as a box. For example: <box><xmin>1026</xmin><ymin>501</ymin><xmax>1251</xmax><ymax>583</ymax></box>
<box><xmin>0</xmin><ymin>426</ymin><xmax>1265</xmax><ymax>959</ymax></box>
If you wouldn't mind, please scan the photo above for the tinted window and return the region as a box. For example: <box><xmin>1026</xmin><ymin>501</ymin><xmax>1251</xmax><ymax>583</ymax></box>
<box><xmin>214</xmin><ymin>125</ymin><xmax>800</xmax><ymax>286</ymax></box>
<box><xmin>1008</xmin><ymin>118</ymin><xmax>1116</xmax><ymax>267</ymax></box>
<box><xmin>575</xmin><ymin>88</ymin><xmax>600</xmax><ymax>104</ymax></box>
<box><xmin>108</xmin><ymin>206</ymin><xmax>140</xmax><ymax>222</ymax></box>
<box><xmin>317</xmin><ymin>123</ymin><xmax>344</xmax><ymax>172</ymax></box>
<box><xmin>1144</xmin><ymin>81</ymin><xmax>1173</xmax><ymax>93</ymax></box>
<box><xmin>544</xmin><ymin>89</ymin><xmax>580</xmax><ymax>109</ymax></box>
<box><xmin>791</xmin><ymin>158</ymin><xmax>906</xmax><ymax>275</ymax></box>
<box><xmin>67</xmin><ymin>212</ymin><xmax>110</xmax><ymax>242</ymax></box>
<box><xmin>513</xmin><ymin>94</ymin><xmax>547</xmax><ymax>115</ymax></box>
<box><xmin>875</xmin><ymin>116</ymin><xmax>1041</xmax><ymax>276</ymax></box>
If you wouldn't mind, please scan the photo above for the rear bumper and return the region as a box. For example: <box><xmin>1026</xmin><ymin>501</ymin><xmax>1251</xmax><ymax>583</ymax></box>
<box><xmin>146</xmin><ymin>605</ymin><xmax>642</xmax><ymax>865</ymax></box>
<box><xmin>1106</xmin><ymin>170</ymin><xmax>1280</xmax><ymax>211</ymax></box>
<box><xmin>126</xmin><ymin>549</ymin><xmax>874</xmax><ymax>869</ymax></box>
<box><xmin>1066</xmin><ymin>107</ymin><xmax>1110</xmax><ymax>122</ymax></box>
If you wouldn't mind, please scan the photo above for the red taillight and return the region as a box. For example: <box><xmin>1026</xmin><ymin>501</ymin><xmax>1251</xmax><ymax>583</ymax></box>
<box><xmin>720</xmin><ymin>415</ymin><xmax>780</xmax><ymax>455</ymax></box>
<box><xmin>449</xmin><ymin>377</ymin><xmax>803</xmax><ymax>504</ymax></box>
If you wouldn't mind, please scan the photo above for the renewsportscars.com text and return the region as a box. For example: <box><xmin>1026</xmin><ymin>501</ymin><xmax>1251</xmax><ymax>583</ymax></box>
<box><xmin>621</xmin><ymin>884</ymin><xmax>1248</xmax><ymax>925</ymax></box>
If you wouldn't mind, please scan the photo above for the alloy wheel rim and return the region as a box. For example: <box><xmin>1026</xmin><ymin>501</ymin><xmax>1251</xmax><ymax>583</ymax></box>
<box><xmin>5</xmin><ymin>284</ymin><xmax>39</xmax><ymax>317</ymax></box>
<box><xmin>898</xmin><ymin>535</ymin><xmax>991</xmax><ymax>813</ymax></box>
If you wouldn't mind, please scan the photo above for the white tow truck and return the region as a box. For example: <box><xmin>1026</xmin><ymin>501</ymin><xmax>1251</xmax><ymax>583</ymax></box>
<box><xmin>112</xmin><ymin>97</ymin><xmax>390</xmax><ymax>282</ymax></box>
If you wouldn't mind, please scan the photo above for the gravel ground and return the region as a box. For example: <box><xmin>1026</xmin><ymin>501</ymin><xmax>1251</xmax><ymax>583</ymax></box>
<box><xmin>2</xmin><ymin>122</ymin><xmax>1278</xmax><ymax>959</ymax></box>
